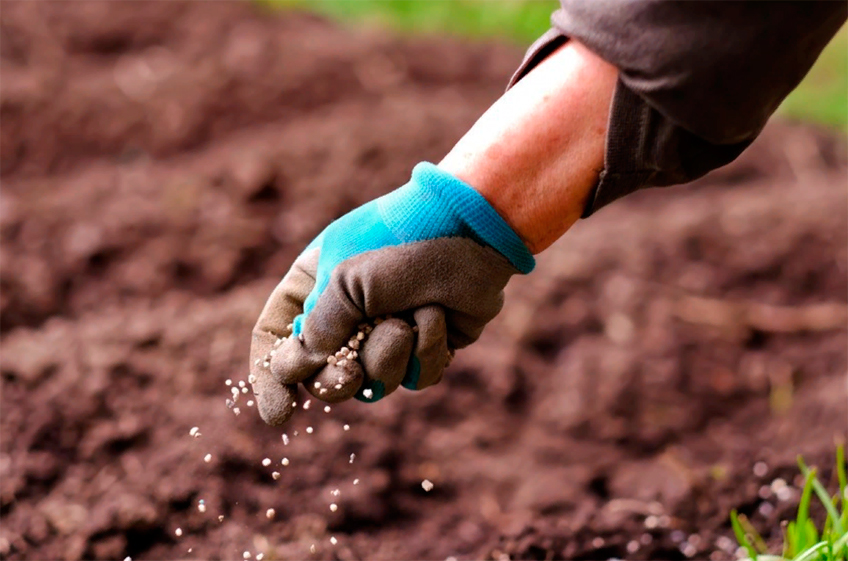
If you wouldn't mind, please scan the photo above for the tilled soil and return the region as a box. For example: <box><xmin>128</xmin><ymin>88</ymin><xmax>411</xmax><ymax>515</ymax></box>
<box><xmin>1</xmin><ymin>2</ymin><xmax>846</xmax><ymax>560</ymax></box>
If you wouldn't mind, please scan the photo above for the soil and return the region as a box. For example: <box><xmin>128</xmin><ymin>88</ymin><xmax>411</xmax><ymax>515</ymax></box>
<box><xmin>1</xmin><ymin>2</ymin><xmax>846</xmax><ymax>560</ymax></box>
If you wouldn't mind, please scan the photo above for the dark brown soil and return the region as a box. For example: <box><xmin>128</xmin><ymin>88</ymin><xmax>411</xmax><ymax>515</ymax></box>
<box><xmin>1</xmin><ymin>2</ymin><xmax>846</xmax><ymax>560</ymax></box>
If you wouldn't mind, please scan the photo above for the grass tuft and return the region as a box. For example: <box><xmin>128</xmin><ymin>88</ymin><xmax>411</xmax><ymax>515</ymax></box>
<box><xmin>733</xmin><ymin>446</ymin><xmax>847</xmax><ymax>561</ymax></box>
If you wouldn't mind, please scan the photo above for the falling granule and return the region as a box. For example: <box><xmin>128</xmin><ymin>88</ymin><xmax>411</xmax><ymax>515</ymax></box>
<box><xmin>233</xmin><ymin>408</ymin><xmax>241</xmax><ymax>416</ymax></box>
<box><xmin>225</xmin><ymin>379</ymin><xmax>232</xmax><ymax>386</ymax></box>
<box><xmin>324</xmin><ymin>406</ymin><xmax>331</xmax><ymax>413</ymax></box>
<box><xmin>243</xmin><ymin>551</ymin><xmax>251</xmax><ymax>559</ymax></box>
<box><xmin>644</xmin><ymin>515</ymin><xmax>658</xmax><ymax>529</ymax></box>
<box><xmin>334</xmin><ymin>383</ymin><xmax>342</xmax><ymax>390</ymax></box>
<box><xmin>591</xmin><ymin>537</ymin><xmax>604</xmax><ymax>548</ymax></box>
<box><xmin>753</xmin><ymin>461</ymin><xmax>768</xmax><ymax>477</ymax></box>
<box><xmin>331</xmin><ymin>489</ymin><xmax>340</xmax><ymax>497</ymax></box>
<box><xmin>218</xmin><ymin>515</ymin><xmax>224</xmax><ymax>522</ymax></box>
<box><xmin>421</xmin><ymin>479</ymin><xmax>434</xmax><ymax>492</ymax></box>
<box><xmin>293</xmin><ymin>430</ymin><xmax>299</xmax><ymax>436</ymax></box>
<box><xmin>272</xmin><ymin>471</ymin><xmax>281</xmax><ymax>480</ymax></box>
<box><xmin>362</xmin><ymin>389</ymin><xmax>373</xmax><ymax>399</ymax></box>
<box><xmin>281</xmin><ymin>458</ymin><xmax>289</xmax><ymax>466</ymax></box>
<box><xmin>329</xmin><ymin>503</ymin><xmax>338</xmax><ymax>512</ymax></box>
<box><xmin>262</xmin><ymin>458</ymin><xmax>272</xmax><ymax>467</ymax></box>
<box><xmin>319</xmin><ymin>388</ymin><xmax>328</xmax><ymax>395</ymax></box>
<box><xmin>175</xmin><ymin>528</ymin><xmax>183</xmax><ymax>537</ymax></box>
<box><xmin>247</xmin><ymin>400</ymin><xmax>254</xmax><ymax>407</ymax></box>
<box><xmin>198</xmin><ymin>501</ymin><xmax>207</xmax><ymax>513</ymax></box>
<box><xmin>349</xmin><ymin>453</ymin><xmax>355</xmax><ymax>464</ymax></box>
<box><xmin>256</xmin><ymin>555</ymin><xmax>264</xmax><ymax>561</ymax></box>
<box><xmin>239</xmin><ymin>381</ymin><xmax>246</xmax><ymax>388</ymax></box>
<box><xmin>343</xmin><ymin>424</ymin><xmax>350</xmax><ymax>431</ymax></box>
<box><xmin>124</xmin><ymin>557</ymin><xmax>132</xmax><ymax>561</ymax></box>
<box><xmin>309</xmin><ymin>544</ymin><xmax>317</xmax><ymax>554</ymax></box>
<box><xmin>282</xmin><ymin>433</ymin><xmax>289</xmax><ymax>445</ymax></box>
<box><xmin>266</xmin><ymin>508</ymin><xmax>276</xmax><ymax>520</ymax></box>
<box><xmin>242</xmin><ymin>387</ymin><xmax>249</xmax><ymax>394</ymax></box>
<box><xmin>303</xmin><ymin>400</ymin><xmax>311</xmax><ymax>410</ymax></box>
<box><xmin>188</xmin><ymin>548</ymin><xmax>193</xmax><ymax>553</ymax></box>
<box><xmin>330</xmin><ymin>536</ymin><xmax>338</xmax><ymax>545</ymax></box>
<box><xmin>353</xmin><ymin>478</ymin><xmax>359</xmax><ymax>485</ymax></box>
<box><xmin>189</xmin><ymin>427</ymin><xmax>200</xmax><ymax>437</ymax></box>
<box><xmin>306</xmin><ymin>427</ymin><xmax>313</xmax><ymax>434</ymax></box>
<box><xmin>314</xmin><ymin>381</ymin><xmax>322</xmax><ymax>389</ymax></box>
<box><xmin>226</xmin><ymin>399</ymin><xmax>235</xmax><ymax>409</ymax></box>
<box><xmin>248</xmin><ymin>374</ymin><xmax>256</xmax><ymax>384</ymax></box>
<box><xmin>204</xmin><ymin>453</ymin><xmax>212</xmax><ymax>463</ymax></box>
<box><xmin>627</xmin><ymin>540</ymin><xmax>639</xmax><ymax>554</ymax></box>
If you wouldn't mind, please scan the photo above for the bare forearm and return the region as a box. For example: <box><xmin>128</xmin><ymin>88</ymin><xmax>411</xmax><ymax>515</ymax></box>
<box><xmin>439</xmin><ymin>41</ymin><xmax>617</xmax><ymax>254</ymax></box>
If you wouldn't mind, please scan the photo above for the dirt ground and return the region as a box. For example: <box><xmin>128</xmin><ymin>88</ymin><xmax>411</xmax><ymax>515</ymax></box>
<box><xmin>1</xmin><ymin>2</ymin><xmax>846</xmax><ymax>560</ymax></box>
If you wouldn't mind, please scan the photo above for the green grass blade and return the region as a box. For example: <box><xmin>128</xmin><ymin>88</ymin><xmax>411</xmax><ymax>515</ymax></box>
<box><xmin>733</xmin><ymin>509</ymin><xmax>761</xmax><ymax>560</ymax></box>
<box><xmin>797</xmin><ymin>467</ymin><xmax>818</xmax><ymax>552</ymax></box>
<box><xmin>837</xmin><ymin>445</ymin><xmax>846</xmax><ymax>509</ymax></box>
<box><xmin>799</xmin><ymin>457</ymin><xmax>845</xmax><ymax>536</ymax></box>
<box><xmin>794</xmin><ymin>541</ymin><xmax>829</xmax><ymax>561</ymax></box>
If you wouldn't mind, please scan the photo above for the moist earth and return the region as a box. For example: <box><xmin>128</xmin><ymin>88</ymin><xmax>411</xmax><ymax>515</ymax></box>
<box><xmin>1</xmin><ymin>2</ymin><xmax>846</xmax><ymax>560</ymax></box>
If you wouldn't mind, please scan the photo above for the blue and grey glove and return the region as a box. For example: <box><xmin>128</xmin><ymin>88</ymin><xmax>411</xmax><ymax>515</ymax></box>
<box><xmin>250</xmin><ymin>162</ymin><xmax>534</xmax><ymax>426</ymax></box>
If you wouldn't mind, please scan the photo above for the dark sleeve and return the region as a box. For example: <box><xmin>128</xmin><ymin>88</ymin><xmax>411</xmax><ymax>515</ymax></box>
<box><xmin>508</xmin><ymin>1</ymin><xmax>847</xmax><ymax>216</ymax></box>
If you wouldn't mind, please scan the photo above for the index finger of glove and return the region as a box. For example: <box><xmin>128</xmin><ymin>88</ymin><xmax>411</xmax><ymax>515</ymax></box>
<box><xmin>251</xmin><ymin>249</ymin><xmax>318</xmax><ymax>425</ymax></box>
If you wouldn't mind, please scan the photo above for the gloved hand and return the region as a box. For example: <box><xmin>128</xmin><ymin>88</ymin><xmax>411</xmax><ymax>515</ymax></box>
<box><xmin>249</xmin><ymin>162</ymin><xmax>534</xmax><ymax>426</ymax></box>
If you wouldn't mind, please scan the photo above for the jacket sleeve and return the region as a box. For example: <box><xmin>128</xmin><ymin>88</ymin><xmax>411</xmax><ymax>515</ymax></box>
<box><xmin>509</xmin><ymin>1</ymin><xmax>847</xmax><ymax>216</ymax></box>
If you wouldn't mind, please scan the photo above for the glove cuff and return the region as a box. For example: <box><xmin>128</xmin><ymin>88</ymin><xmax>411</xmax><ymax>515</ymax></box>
<box><xmin>380</xmin><ymin>162</ymin><xmax>535</xmax><ymax>274</ymax></box>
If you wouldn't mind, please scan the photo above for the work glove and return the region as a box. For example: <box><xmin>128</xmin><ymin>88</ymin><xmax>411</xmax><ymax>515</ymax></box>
<box><xmin>250</xmin><ymin>162</ymin><xmax>534</xmax><ymax>426</ymax></box>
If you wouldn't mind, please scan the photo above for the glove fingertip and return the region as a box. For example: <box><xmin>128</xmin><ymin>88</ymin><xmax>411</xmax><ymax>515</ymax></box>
<box><xmin>254</xmin><ymin>381</ymin><xmax>297</xmax><ymax>426</ymax></box>
<box><xmin>354</xmin><ymin>380</ymin><xmax>386</xmax><ymax>403</ymax></box>
<box><xmin>401</xmin><ymin>356</ymin><xmax>421</xmax><ymax>391</ymax></box>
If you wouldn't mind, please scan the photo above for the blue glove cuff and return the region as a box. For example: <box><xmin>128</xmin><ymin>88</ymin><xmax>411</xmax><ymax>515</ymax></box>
<box><xmin>379</xmin><ymin>162</ymin><xmax>535</xmax><ymax>274</ymax></box>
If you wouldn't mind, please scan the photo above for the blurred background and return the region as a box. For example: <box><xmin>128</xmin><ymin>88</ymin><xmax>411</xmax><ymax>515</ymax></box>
<box><xmin>1</xmin><ymin>2</ymin><xmax>845</xmax><ymax>561</ymax></box>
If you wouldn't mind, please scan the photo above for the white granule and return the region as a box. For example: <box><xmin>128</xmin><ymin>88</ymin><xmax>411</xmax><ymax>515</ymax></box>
<box><xmin>175</xmin><ymin>528</ymin><xmax>183</xmax><ymax>537</ymax></box>
<box><xmin>324</xmin><ymin>406</ymin><xmax>331</xmax><ymax>413</ymax></box>
<box><xmin>306</xmin><ymin>427</ymin><xmax>313</xmax><ymax>434</ymax></box>
<box><xmin>349</xmin><ymin>453</ymin><xmax>355</xmax><ymax>464</ymax></box>
<box><xmin>282</xmin><ymin>433</ymin><xmax>289</xmax><ymax>445</ymax></box>
<box><xmin>266</xmin><ymin>508</ymin><xmax>275</xmax><ymax>520</ymax></box>
<box><xmin>421</xmin><ymin>479</ymin><xmax>434</xmax><ymax>492</ymax></box>
<box><xmin>329</xmin><ymin>503</ymin><xmax>338</xmax><ymax>512</ymax></box>
<box><xmin>189</xmin><ymin>427</ymin><xmax>200</xmax><ymax>437</ymax></box>
<box><xmin>281</xmin><ymin>458</ymin><xmax>289</xmax><ymax>466</ymax></box>
<box><xmin>353</xmin><ymin>478</ymin><xmax>359</xmax><ymax>485</ymax></box>
<box><xmin>343</xmin><ymin>424</ymin><xmax>350</xmax><ymax>431</ymax></box>
<box><xmin>303</xmin><ymin>400</ymin><xmax>311</xmax><ymax>410</ymax></box>
<box><xmin>272</xmin><ymin>471</ymin><xmax>281</xmax><ymax>480</ymax></box>
<box><xmin>239</xmin><ymin>381</ymin><xmax>246</xmax><ymax>388</ymax></box>
<box><xmin>262</xmin><ymin>458</ymin><xmax>271</xmax><ymax>466</ymax></box>
<box><xmin>362</xmin><ymin>389</ymin><xmax>373</xmax><ymax>399</ymax></box>
<box><xmin>330</xmin><ymin>536</ymin><xmax>338</xmax><ymax>545</ymax></box>
<box><xmin>204</xmin><ymin>453</ymin><xmax>212</xmax><ymax>463</ymax></box>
